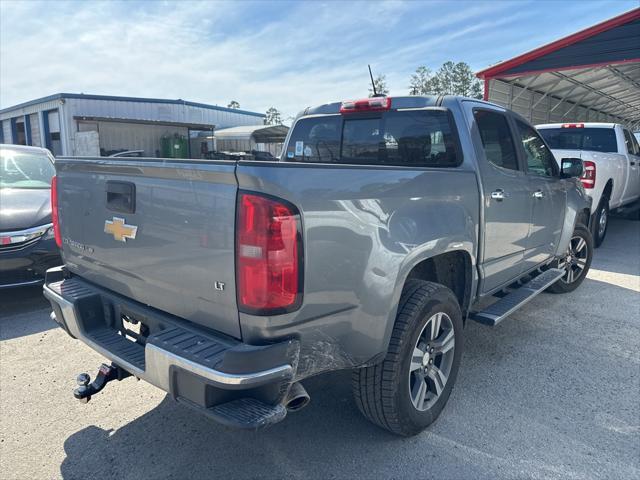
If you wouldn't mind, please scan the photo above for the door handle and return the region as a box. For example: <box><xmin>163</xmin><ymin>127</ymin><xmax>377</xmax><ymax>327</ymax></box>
<box><xmin>106</xmin><ymin>181</ymin><xmax>136</xmax><ymax>214</ymax></box>
<box><xmin>491</xmin><ymin>189</ymin><xmax>506</xmax><ymax>201</ymax></box>
<box><xmin>533</xmin><ymin>190</ymin><xmax>545</xmax><ymax>199</ymax></box>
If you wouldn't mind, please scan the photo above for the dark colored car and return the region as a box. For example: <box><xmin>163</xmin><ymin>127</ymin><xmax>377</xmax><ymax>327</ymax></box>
<box><xmin>0</xmin><ymin>144</ymin><xmax>62</xmax><ymax>287</ymax></box>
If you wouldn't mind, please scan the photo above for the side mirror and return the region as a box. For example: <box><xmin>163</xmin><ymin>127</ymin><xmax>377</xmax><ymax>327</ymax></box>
<box><xmin>561</xmin><ymin>157</ymin><xmax>583</xmax><ymax>178</ymax></box>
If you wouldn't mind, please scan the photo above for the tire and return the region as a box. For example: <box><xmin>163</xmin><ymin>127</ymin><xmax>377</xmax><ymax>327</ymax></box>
<box><xmin>352</xmin><ymin>280</ymin><xmax>463</xmax><ymax>436</ymax></box>
<box><xmin>547</xmin><ymin>224</ymin><xmax>593</xmax><ymax>294</ymax></box>
<box><xmin>593</xmin><ymin>198</ymin><xmax>609</xmax><ymax>248</ymax></box>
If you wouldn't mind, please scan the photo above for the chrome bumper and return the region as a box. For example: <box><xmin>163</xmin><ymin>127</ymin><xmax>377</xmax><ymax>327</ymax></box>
<box><xmin>43</xmin><ymin>281</ymin><xmax>294</xmax><ymax>393</ymax></box>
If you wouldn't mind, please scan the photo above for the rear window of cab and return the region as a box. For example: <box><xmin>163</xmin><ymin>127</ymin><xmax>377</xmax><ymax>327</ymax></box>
<box><xmin>538</xmin><ymin>127</ymin><xmax>618</xmax><ymax>154</ymax></box>
<box><xmin>284</xmin><ymin>109</ymin><xmax>461</xmax><ymax>167</ymax></box>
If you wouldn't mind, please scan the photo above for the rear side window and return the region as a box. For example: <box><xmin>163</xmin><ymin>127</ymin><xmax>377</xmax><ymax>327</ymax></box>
<box><xmin>284</xmin><ymin>110</ymin><xmax>461</xmax><ymax>167</ymax></box>
<box><xmin>515</xmin><ymin>120</ymin><xmax>557</xmax><ymax>177</ymax></box>
<box><xmin>538</xmin><ymin>128</ymin><xmax>618</xmax><ymax>153</ymax></box>
<box><xmin>623</xmin><ymin>130</ymin><xmax>639</xmax><ymax>155</ymax></box>
<box><xmin>631</xmin><ymin>133</ymin><xmax>640</xmax><ymax>155</ymax></box>
<box><xmin>474</xmin><ymin>110</ymin><xmax>519</xmax><ymax>170</ymax></box>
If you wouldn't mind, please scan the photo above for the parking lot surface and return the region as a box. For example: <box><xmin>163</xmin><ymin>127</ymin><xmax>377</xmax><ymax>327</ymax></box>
<box><xmin>1</xmin><ymin>217</ymin><xmax>638</xmax><ymax>480</ymax></box>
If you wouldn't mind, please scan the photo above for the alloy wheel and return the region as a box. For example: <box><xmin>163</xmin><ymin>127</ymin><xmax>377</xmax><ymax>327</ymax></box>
<box><xmin>408</xmin><ymin>312</ymin><xmax>455</xmax><ymax>411</ymax></box>
<box><xmin>598</xmin><ymin>208</ymin><xmax>607</xmax><ymax>238</ymax></box>
<box><xmin>558</xmin><ymin>234</ymin><xmax>589</xmax><ymax>284</ymax></box>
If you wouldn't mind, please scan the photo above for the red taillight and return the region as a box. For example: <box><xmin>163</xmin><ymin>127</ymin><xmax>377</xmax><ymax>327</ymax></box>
<box><xmin>562</xmin><ymin>123</ymin><xmax>584</xmax><ymax>128</ymax></box>
<box><xmin>51</xmin><ymin>175</ymin><xmax>62</xmax><ymax>248</ymax></box>
<box><xmin>581</xmin><ymin>160</ymin><xmax>596</xmax><ymax>189</ymax></box>
<box><xmin>340</xmin><ymin>96</ymin><xmax>391</xmax><ymax>114</ymax></box>
<box><xmin>236</xmin><ymin>192</ymin><xmax>302</xmax><ymax>313</ymax></box>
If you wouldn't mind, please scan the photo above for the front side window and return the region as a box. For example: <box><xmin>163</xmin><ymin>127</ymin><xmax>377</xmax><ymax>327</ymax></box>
<box><xmin>284</xmin><ymin>110</ymin><xmax>460</xmax><ymax>167</ymax></box>
<box><xmin>516</xmin><ymin>120</ymin><xmax>557</xmax><ymax>177</ymax></box>
<box><xmin>0</xmin><ymin>149</ymin><xmax>55</xmax><ymax>189</ymax></box>
<box><xmin>474</xmin><ymin>110</ymin><xmax>519</xmax><ymax>170</ymax></box>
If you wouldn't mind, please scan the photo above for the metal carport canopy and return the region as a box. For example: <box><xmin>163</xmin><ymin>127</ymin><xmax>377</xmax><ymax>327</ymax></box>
<box><xmin>214</xmin><ymin>125</ymin><xmax>289</xmax><ymax>143</ymax></box>
<box><xmin>477</xmin><ymin>8</ymin><xmax>640</xmax><ymax>130</ymax></box>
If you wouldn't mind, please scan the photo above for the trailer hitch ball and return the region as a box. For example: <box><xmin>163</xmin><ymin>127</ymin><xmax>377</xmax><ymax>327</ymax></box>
<box><xmin>77</xmin><ymin>373</ymin><xmax>90</xmax><ymax>386</ymax></box>
<box><xmin>74</xmin><ymin>373</ymin><xmax>92</xmax><ymax>403</ymax></box>
<box><xmin>73</xmin><ymin>363</ymin><xmax>131</xmax><ymax>403</ymax></box>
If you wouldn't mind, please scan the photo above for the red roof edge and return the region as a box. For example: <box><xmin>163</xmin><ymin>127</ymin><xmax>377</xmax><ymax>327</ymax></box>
<box><xmin>476</xmin><ymin>7</ymin><xmax>640</xmax><ymax>79</ymax></box>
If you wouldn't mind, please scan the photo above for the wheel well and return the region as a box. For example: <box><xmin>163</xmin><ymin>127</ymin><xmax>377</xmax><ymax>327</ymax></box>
<box><xmin>602</xmin><ymin>180</ymin><xmax>613</xmax><ymax>200</ymax></box>
<box><xmin>578</xmin><ymin>208</ymin><xmax>590</xmax><ymax>228</ymax></box>
<box><xmin>405</xmin><ymin>251</ymin><xmax>472</xmax><ymax>315</ymax></box>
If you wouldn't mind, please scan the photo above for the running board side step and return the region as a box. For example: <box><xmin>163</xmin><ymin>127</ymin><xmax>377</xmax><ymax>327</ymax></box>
<box><xmin>470</xmin><ymin>268</ymin><xmax>565</xmax><ymax>326</ymax></box>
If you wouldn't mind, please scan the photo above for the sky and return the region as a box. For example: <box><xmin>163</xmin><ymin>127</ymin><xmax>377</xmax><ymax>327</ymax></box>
<box><xmin>0</xmin><ymin>0</ymin><xmax>637</xmax><ymax>120</ymax></box>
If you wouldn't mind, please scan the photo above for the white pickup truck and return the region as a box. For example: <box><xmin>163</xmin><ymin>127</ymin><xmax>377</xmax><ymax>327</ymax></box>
<box><xmin>537</xmin><ymin>123</ymin><xmax>640</xmax><ymax>246</ymax></box>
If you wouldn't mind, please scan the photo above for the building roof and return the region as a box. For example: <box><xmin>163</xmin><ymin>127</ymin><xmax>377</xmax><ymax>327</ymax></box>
<box><xmin>0</xmin><ymin>93</ymin><xmax>265</xmax><ymax>118</ymax></box>
<box><xmin>477</xmin><ymin>8</ymin><xmax>640</xmax><ymax>79</ymax></box>
<box><xmin>74</xmin><ymin>115</ymin><xmax>215</xmax><ymax>130</ymax></box>
<box><xmin>477</xmin><ymin>8</ymin><xmax>640</xmax><ymax>127</ymax></box>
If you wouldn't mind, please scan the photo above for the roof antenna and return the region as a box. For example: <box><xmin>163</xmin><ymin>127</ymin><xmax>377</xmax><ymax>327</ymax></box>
<box><xmin>368</xmin><ymin>64</ymin><xmax>384</xmax><ymax>97</ymax></box>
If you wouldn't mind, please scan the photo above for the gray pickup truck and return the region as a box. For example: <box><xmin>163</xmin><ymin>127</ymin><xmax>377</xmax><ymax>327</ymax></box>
<box><xmin>44</xmin><ymin>95</ymin><xmax>592</xmax><ymax>436</ymax></box>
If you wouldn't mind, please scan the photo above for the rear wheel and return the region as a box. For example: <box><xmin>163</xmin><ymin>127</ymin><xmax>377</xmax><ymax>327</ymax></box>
<box><xmin>547</xmin><ymin>224</ymin><xmax>593</xmax><ymax>294</ymax></box>
<box><xmin>352</xmin><ymin>280</ymin><xmax>463</xmax><ymax>436</ymax></box>
<box><xmin>593</xmin><ymin>198</ymin><xmax>609</xmax><ymax>248</ymax></box>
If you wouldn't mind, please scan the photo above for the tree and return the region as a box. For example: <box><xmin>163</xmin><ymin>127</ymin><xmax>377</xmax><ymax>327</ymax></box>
<box><xmin>452</xmin><ymin>62</ymin><xmax>483</xmax><ymax>98</ymax></box>
<box><xmin>431</xmin><ymin>61</ymin><xmax>456</xmax><ymax>96</ymax></box>
<box><xmin>368</xmin><ymin>74</ymin><xmax>389</xmax><ymax>97</ymax></box>
<box><xmin>408</xmin><ymin>66</ymin><xmax>433</xmax><ymax>95</ymax></box>
<box><xmin>408</xmin><ymin>61</ymin><xmax>483</xmax><ymax>99</ymax></box>
<box><xmin>227</xmin><ymin>100</ymin><xmax>240</xmax><ymax>109</ymax></box>
<box><xmin>264</xmin><ymin>107</ymin><xmax>282</xmax><ymax>125</ymax></box>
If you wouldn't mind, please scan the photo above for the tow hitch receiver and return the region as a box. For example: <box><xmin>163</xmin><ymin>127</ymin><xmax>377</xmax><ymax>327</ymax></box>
<box><xmin>73</xmin><ymin>363</ymin><xmax>132</xmax><ymax>403</ymax></box>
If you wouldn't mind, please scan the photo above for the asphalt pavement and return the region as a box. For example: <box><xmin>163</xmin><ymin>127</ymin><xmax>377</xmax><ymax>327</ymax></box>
<box><xmin>1</xmin><ymin>217</ymin><xmax>638</xmax><ymax>480</ymax></box>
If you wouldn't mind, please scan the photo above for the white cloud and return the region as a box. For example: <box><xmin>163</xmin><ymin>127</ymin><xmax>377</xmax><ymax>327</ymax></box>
<box><xmin>0</xmin><ymin>0</ymin><xmax>634</xmax><ymax>121</ymax></box>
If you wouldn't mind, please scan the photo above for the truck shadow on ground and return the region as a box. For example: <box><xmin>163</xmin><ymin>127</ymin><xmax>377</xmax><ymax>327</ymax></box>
<box><xmin>60</xmin><ymin>370</ymin><xmax>402</xmax><ymax>480</ymax></box>
<box><xmin>0</xmin><ymin>285</ymin><xmax>55</xmax><ymax>340</ymax></box>
<box><xmin>58</xmin><ymin>275</ymin><xmax>639</xmax><ymax>480</ymax></box>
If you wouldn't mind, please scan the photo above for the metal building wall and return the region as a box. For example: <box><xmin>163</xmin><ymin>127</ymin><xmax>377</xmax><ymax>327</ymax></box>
<box><xmin>29</xmin><ymin>113</ymin><xmax>42</xmax><ymax>147</ymax></box>
<box><xmin>79</xmin><ymin>121</ymin><xmax>189</xmax><ymax>157</ymax></box>
<box><xmin>1</xmin><ymin>95</ymin><xmax>264</xmax><ymax>155</ymax></box>
<box><xmin>62</xmin><ymin>98</ymin><xmax>263</xmax><ymax>155</ymax></box>
<box><xmin>0</xmin><ymin>98</ymin><xmax>62</xmax><ymax>121</ymax></box>
<box><xmin>2</xmin><ymin>120</ymin><xmax>11</xmax><ymax>143</ymax></box>
<box><xmin>0</xmin><ymin>99</ymin><xmax>63</xmax><ymax>149</ymax></box>
<box><xmin>486</xmin><ymin>79</ymin><xmax>620</xmax><ymax>125</ymax></box>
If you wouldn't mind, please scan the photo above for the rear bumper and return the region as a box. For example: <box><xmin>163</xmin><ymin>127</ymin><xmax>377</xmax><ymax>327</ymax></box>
<box><xmin>43</xmin><ymin>266</ymin><xmax>299</xmax><ymax>427</ymax></box>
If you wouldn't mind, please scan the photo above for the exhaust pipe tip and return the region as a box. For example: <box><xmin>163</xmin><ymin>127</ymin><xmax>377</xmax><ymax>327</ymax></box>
<box><xmin>284</xmin><ymin>382</ymin><xmax>310</xmax><ymax>412</ymax></box>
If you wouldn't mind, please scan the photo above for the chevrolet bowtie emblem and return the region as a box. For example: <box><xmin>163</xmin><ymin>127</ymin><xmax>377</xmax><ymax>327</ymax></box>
<box><xmin>104</xmin><ymin>217</ymin><xmax>138</xmax><ymax>242</ymax></box>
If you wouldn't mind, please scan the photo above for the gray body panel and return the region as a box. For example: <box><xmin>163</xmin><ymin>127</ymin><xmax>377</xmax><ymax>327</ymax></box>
<box><xmin>555</xmin><ymin>176</ymin><xmax>592</xmax><ymax>256</ymax></box>
<box><xmin>52</xmin><ymin>96</ymin><xmax>590</xmax><ymax>381</ymax></box>
<box><xmin>236</xmin><ymin>161</ymin><xmax>479</xmax><ymax>376</ymax></box>
<box><xmin>456</xmin><ymin>98</ymin><xmax>589</xmax><ymax>295</ymax></box>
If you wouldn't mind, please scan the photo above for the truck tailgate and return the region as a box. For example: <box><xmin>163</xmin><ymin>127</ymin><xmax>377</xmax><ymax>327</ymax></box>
<box><xmin>55</xmin><ymin>158</ymin><xmax>241</xmax><ymax>339</ymax></box>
